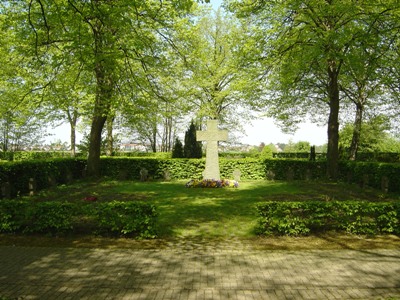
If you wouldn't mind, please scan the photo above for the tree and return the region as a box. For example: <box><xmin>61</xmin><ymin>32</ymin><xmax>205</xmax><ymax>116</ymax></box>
<box><xmin>339</xmin><ymin>6</ymin><xmax>399</xmax><ymax>160</ymax></box>
<box><xmin>172</xmin><ymin>138</ymin><xmax>184</xmax><ymax>158</ymax></box>
<box><xmin>7</xmin><ymin>1</ymin><xmax>200</xmax><ymax>176</ymax></box>
<box><xmin>229</xmin><ymin>0</ymin><xmax>400</xmax><ymax>179</ymax></box>
<box><xmin>283</xmin><ymin>140</ymin><xmax>310</xmax><ymax>153</ymax></box>
<box><xmin>260</xmin><ymin>143</ymin><xmax>275</xmax><ymax>159</ymax></box>
<box><xmin>184</xmin><ymin>122</ymin><xmax>202</xmax><ymax>158</ymax></box>
<box><xmin>169</xmin><ymin>7</ymin><xmax>262</xmax><ymax>129</ymax></box>
<box><xmin>339</xmin><ymin>115</ymin><xmax>400</xmax><ymax>155</ymax></box>
<box><xmin>0</xmin><ymin>111</ymin><xmax>46</xmax><ymax>152</ymax></box>
<box><xmin>0</xmin><ymin>5</ymin><xmax>49</xmax><ymax>152</ymax></box>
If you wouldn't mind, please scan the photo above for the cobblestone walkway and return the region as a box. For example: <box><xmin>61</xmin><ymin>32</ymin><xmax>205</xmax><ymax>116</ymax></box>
<box><xmin>0</xmin><ymin>243</ymin><xmax>399</xmax><ymax>299</ymax></box>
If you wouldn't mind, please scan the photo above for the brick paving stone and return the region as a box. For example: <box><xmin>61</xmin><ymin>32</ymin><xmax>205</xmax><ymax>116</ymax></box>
<box><xmin>1</xmin><ymin>245</ymin><xmax>400</xmax><ymax>299</ymax></box>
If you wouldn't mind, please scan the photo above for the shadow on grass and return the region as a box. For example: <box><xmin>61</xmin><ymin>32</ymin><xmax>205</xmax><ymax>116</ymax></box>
<box><xmin>113</xmin><ymin>180</ymin><xmax>399</xmax><ymax>239</ymax></box>
<box><xmin>8</xmin><ymin>179</ymin><xmax>400</xmax><ymax>250</ymax></box>
<box><xmin>114</xmin><ymin>181</ymin><xmax>283</xmax><ymax>238</ymax></box>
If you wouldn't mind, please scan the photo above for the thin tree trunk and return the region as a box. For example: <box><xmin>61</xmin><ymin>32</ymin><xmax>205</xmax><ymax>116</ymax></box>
<box><xmin>67</xmin><ymin>109</ymin><xmax>78</xmax><ymax>157</ymax></box>
<box><xmin>106</xmin><ymin>116</ymin><xmax>114</xmax><ymax>156</ymax></box>
<box><xmin>70</xmin><ymin>124</ymin><xmax>76</xmax><ymax>157</ymax></box>
<box><xmin>349</xmin><ymin>103</ymin><xmax>363</xmax><ymax>161</ymax></box>
<box><xmin>151</xmin><ymin>124</ymin><xmax>157</xmax><ymax>152</ymax></box>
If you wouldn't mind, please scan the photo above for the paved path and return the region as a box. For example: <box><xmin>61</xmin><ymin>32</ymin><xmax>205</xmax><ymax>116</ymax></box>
<box><xmin>0</xmin><ymin>242</ymin><xmax>399</xmax><ymax>300</ymax></box>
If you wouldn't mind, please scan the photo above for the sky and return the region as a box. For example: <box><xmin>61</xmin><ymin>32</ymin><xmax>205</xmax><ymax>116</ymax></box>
<box><xmin>47</xmin><ymin>116</ymin><xmax>328</xmax><ymax>147</ymax></box>
<box><xmin>46</xmin><ymin>0</ymin><xmax>329</xmax><ymax>147</ymax></box>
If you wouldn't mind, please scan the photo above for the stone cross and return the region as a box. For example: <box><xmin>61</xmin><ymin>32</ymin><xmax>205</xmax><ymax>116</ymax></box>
<box><xmin>196</xmin><ymin>119</ymin><xmax>228</xmax><ymax>180</ymax></box>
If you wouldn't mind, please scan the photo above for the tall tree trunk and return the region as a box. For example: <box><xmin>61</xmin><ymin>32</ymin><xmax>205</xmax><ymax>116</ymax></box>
<box><xmin>326</xmin><ymin>62</ymin><xmax>340</xmax><ymax>180</ymax></box>
<box><xmin>67</xmin><ymin>108</ymin><xmax>78</xmax><ymax>157</ymax></box>
<box><xmin>151</xmin><ymin>123</ymin><xmax>157</xmax><ymax>152</ymax></box>
<box><xmin>349</xmin><ymin>102</ymin><xmax>363</xmax><ymax>161</ymax></box>
<box><xmin>87</xmin><ymin>114</ymin><xmax>107</xmax><ymax>177</ymax></box>
<box><xmin>86</xmin><ymin>17</ymin><xmax>114</xmax><ymax>177</ymax></box>
<box><xmin>106</xmin><ymin>116</ymin><xmax>114</xmax><ymax>156</ymax></box>
<box><xmin>86</xmin><ymin>61</ymin><xmax>113</xmax><ymax>176</ymax></box>
<box><xmin>70</xmin><ymin>124</ymin><xmax>76</xmax><ymax>157</ymax></box>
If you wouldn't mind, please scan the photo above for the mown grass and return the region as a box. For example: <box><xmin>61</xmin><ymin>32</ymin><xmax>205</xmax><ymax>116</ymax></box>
<box><xmin>2</xmin><ymin>179</ymin><xmax>400</xmax><ymax>250</ymax></box>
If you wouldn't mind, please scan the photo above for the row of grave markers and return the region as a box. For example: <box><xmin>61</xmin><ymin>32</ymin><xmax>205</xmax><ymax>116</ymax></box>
<box><xmin>0</xmin><ymin>169</ymin><xmax>391</xmax><ymax>199</ymax></box>
<box><xmin>0</xmin><ymin>120</ymin><xmax>391</xmax><ymax>197</ymax></box>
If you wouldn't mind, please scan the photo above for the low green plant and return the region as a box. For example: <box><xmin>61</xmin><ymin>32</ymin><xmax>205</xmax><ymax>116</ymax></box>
<box><xmin>94</xmin><ymin>201</ymin><xmax>157</xmax><ymax>238</ymax></box>
<box><xmin>256</xmin><ymin>201</ymin><xmax>400</xmax><ymax>236</ymax></box>
<box><xmin>24</xmin><ymin>202</ymin><xmax>75</xmax><ymax>235</ymax></box>
<box><xmin>0</xmin><ymin>198</ymin><xmax>158</xmax><ymax>238</ymax></box>
<box><xmin>0</xmin><ymin>200</ymin><xmax>27</xmax><ymax>232</ymax></box>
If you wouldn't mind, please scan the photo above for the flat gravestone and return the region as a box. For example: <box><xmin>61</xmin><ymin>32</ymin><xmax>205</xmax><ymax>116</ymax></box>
<box><xmin>196</xmin><ymin>120</ymin><xmax>228</xmax><ymax>180</ymax></box>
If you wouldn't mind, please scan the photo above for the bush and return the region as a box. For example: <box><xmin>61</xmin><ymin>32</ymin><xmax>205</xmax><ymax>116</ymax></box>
<box><xmin>93</xmin><ymin>201</ymin><xmax>157</xmax><ymax>238</ymax></box>
<box><xmin>0</xmin><ymin>199</ymin><xmax>158</xmax><ymax>238</ymax></box>
<box><xmin>0</xmin><ymin>200</ymin><xmax>27</xmax><ymax>232</ymax></box>
<box><xmin>339</xmin><ymin>161</ymin><xmax>400</xmax><ymax>192</ymax></box>
<box><xmin>2</xmin><ymin>156</ymin><xmax>400</xmax><ymax>198</ymax></box>
<box><xmin>0</xmin><ymin>158</ymin><xmax>86</xmax><ymax>198</ymax></box>
<box><xmin>24</xmin><ymin>202</ymin><xmax>75</xmax><ymax>234</ymax></box>
<box><xmin>256</xmin><ymin>201</ymin><xmax>400</xmax><ymax>236</ymax></box>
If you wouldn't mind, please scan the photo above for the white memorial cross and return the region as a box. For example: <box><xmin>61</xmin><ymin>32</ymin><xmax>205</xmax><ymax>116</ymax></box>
<box><xmin>196</xmin><ymin>119</ymin><xmax>228</xmax><ymax>180</ymax></box>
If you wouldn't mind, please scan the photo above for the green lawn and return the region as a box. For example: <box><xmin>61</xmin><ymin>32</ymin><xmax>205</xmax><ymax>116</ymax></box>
<box><xmin>34</xmin><ymin>179</ymin><xmax>399</xmax><ymax>239</ymax></box>
<box><xmin>3</xmin><ymin>179</ymin><xmax>400</xmax><ymax>250</ymax></box>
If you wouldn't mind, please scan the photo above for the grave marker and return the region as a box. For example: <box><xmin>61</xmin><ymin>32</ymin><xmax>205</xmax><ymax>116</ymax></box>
<box><xmin>140</xmin><ymin>168</ymin><xmax>148</xmax><ymax>181</ymax></box>
<box><xmin>163</xmin><ymin>169</ymin><xmax>171</xmax><ymax>181</ymax></box>
<box><xmin>1</xmin><ymin>182</ymin><xmax>11</xmax><ymax>199</ymax></box>
<box><xmin>196</xmin><ymin>120</ymin><xmax>228</xmax><ymax>180</ymax></box>
<box><xmin>29</xmin><ymin>178</ymin><xmax>37</xmax><ymax>196</ymax></box>
<box><xmin>233</xmin><ymin>169</ymin><xmax>241</xmax><ymax>182</ymax></box>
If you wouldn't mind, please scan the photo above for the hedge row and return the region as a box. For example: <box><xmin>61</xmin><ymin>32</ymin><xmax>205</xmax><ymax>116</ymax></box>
<box><xmin>98</xmin><ymin>158</ymin><xmax>400</xmax><ymax>192</ymax></box>
<box><xmin>256</xmin><ymin>201</ymin><xmax>400</xmax><ymax>236</ymax></box>
<box><xmin>0</xmin><ymin>151</ymin><xmax>86</xmax><ymax>161</ymax></box>
<box><xmin>0</xmin><ymin>159</ymin><xmax>86</xmax><ymax>197</ymax></box>
<box><xmin>99</xmin><ymin>158</ymin><xmax>326</xmax><ymax>181</ymax></box>
<box><xmin>0</xmin><ymin>200</ymin><xmax>157</xmax><ymax>238</ymax></box>
<box><xmin>1</xmin><ymin>157</ymin><xmax>400</xmax><ymax>198</ymax></box>
<box><xmin>339</xmin><ymin>161</ymin><xmax>400</xmax><ymax>192</ymax></box>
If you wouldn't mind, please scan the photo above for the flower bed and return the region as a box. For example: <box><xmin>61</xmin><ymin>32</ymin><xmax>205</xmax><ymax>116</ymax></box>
<box><xmin>185</xmin><ymin>179</ymin><xmax>239</xmax><ymax>188</ymax></box>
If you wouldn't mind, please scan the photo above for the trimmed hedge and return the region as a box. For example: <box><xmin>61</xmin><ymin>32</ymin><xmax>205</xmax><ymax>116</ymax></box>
<box><xmin>0</xmin><ymin>158</ymin><xmax>86</xmax><ymax>198</ymax></box>
<box><xmin>1</xmin><ymin>157</ymin><xmax>400</xmax><ymax>198</ymax></box>
<box><xmin>0</xmin><ymin>200</ymin><xmax>157</xmax><ymax>238</ymax></box>
<box><xmin>256</xmin><ymin>201</ymin><xmax>400</xmax><ymax>236</ymax></box>
<box><xmin>338</xmin><ymin>161</ymin><xmax>400</xmax><ymax>192</ymax></box>
<box><xmin>99</xmin><ymin>157</ymin><xmax>325</xmax><ymax>181</ymax></box>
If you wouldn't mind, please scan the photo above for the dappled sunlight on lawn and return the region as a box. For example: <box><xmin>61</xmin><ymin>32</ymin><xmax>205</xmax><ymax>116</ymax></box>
<box><xmin>19</xmin><ymin>179</ymin><xmax>400</xmax><ymax>241</ymax></box>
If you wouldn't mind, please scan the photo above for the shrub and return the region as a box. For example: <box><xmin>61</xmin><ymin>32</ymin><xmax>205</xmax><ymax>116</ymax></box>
<box><xmin>0</xmin><ymin>199</ymin><xmax>158</xmax><ymax>238</ymax></box>
<box><xmin>339</xmin><ymin>161</ymin><xmax>400</xmax><ymax>192</ymax></box>
<box><xmin>24</xmin><ymin>202</ymin><xmax>75</xmax><ymax>235</ymax></box>
<box><xmin>256</xmin><ymin>201</ymin><xmax>400</xmax><ymax>236</ymax></box>
<box><xmin>0</xmin><ymin>200</ymin><xmax>27</xmax><ymax>232</ymax></box>
<box><xmin>0</xmin><ymin>158</ymin><xmax>86</xmax><ymax>198</ymax></box>
<box><xmin>93</xmin><ymin>201</ymin><xmax>158</xmax><ymax>238</ymax></box>
<box><xmin>2</xmin><ymin>156</ymin><xmax>400</xmax><ymax>199</ymax></box>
